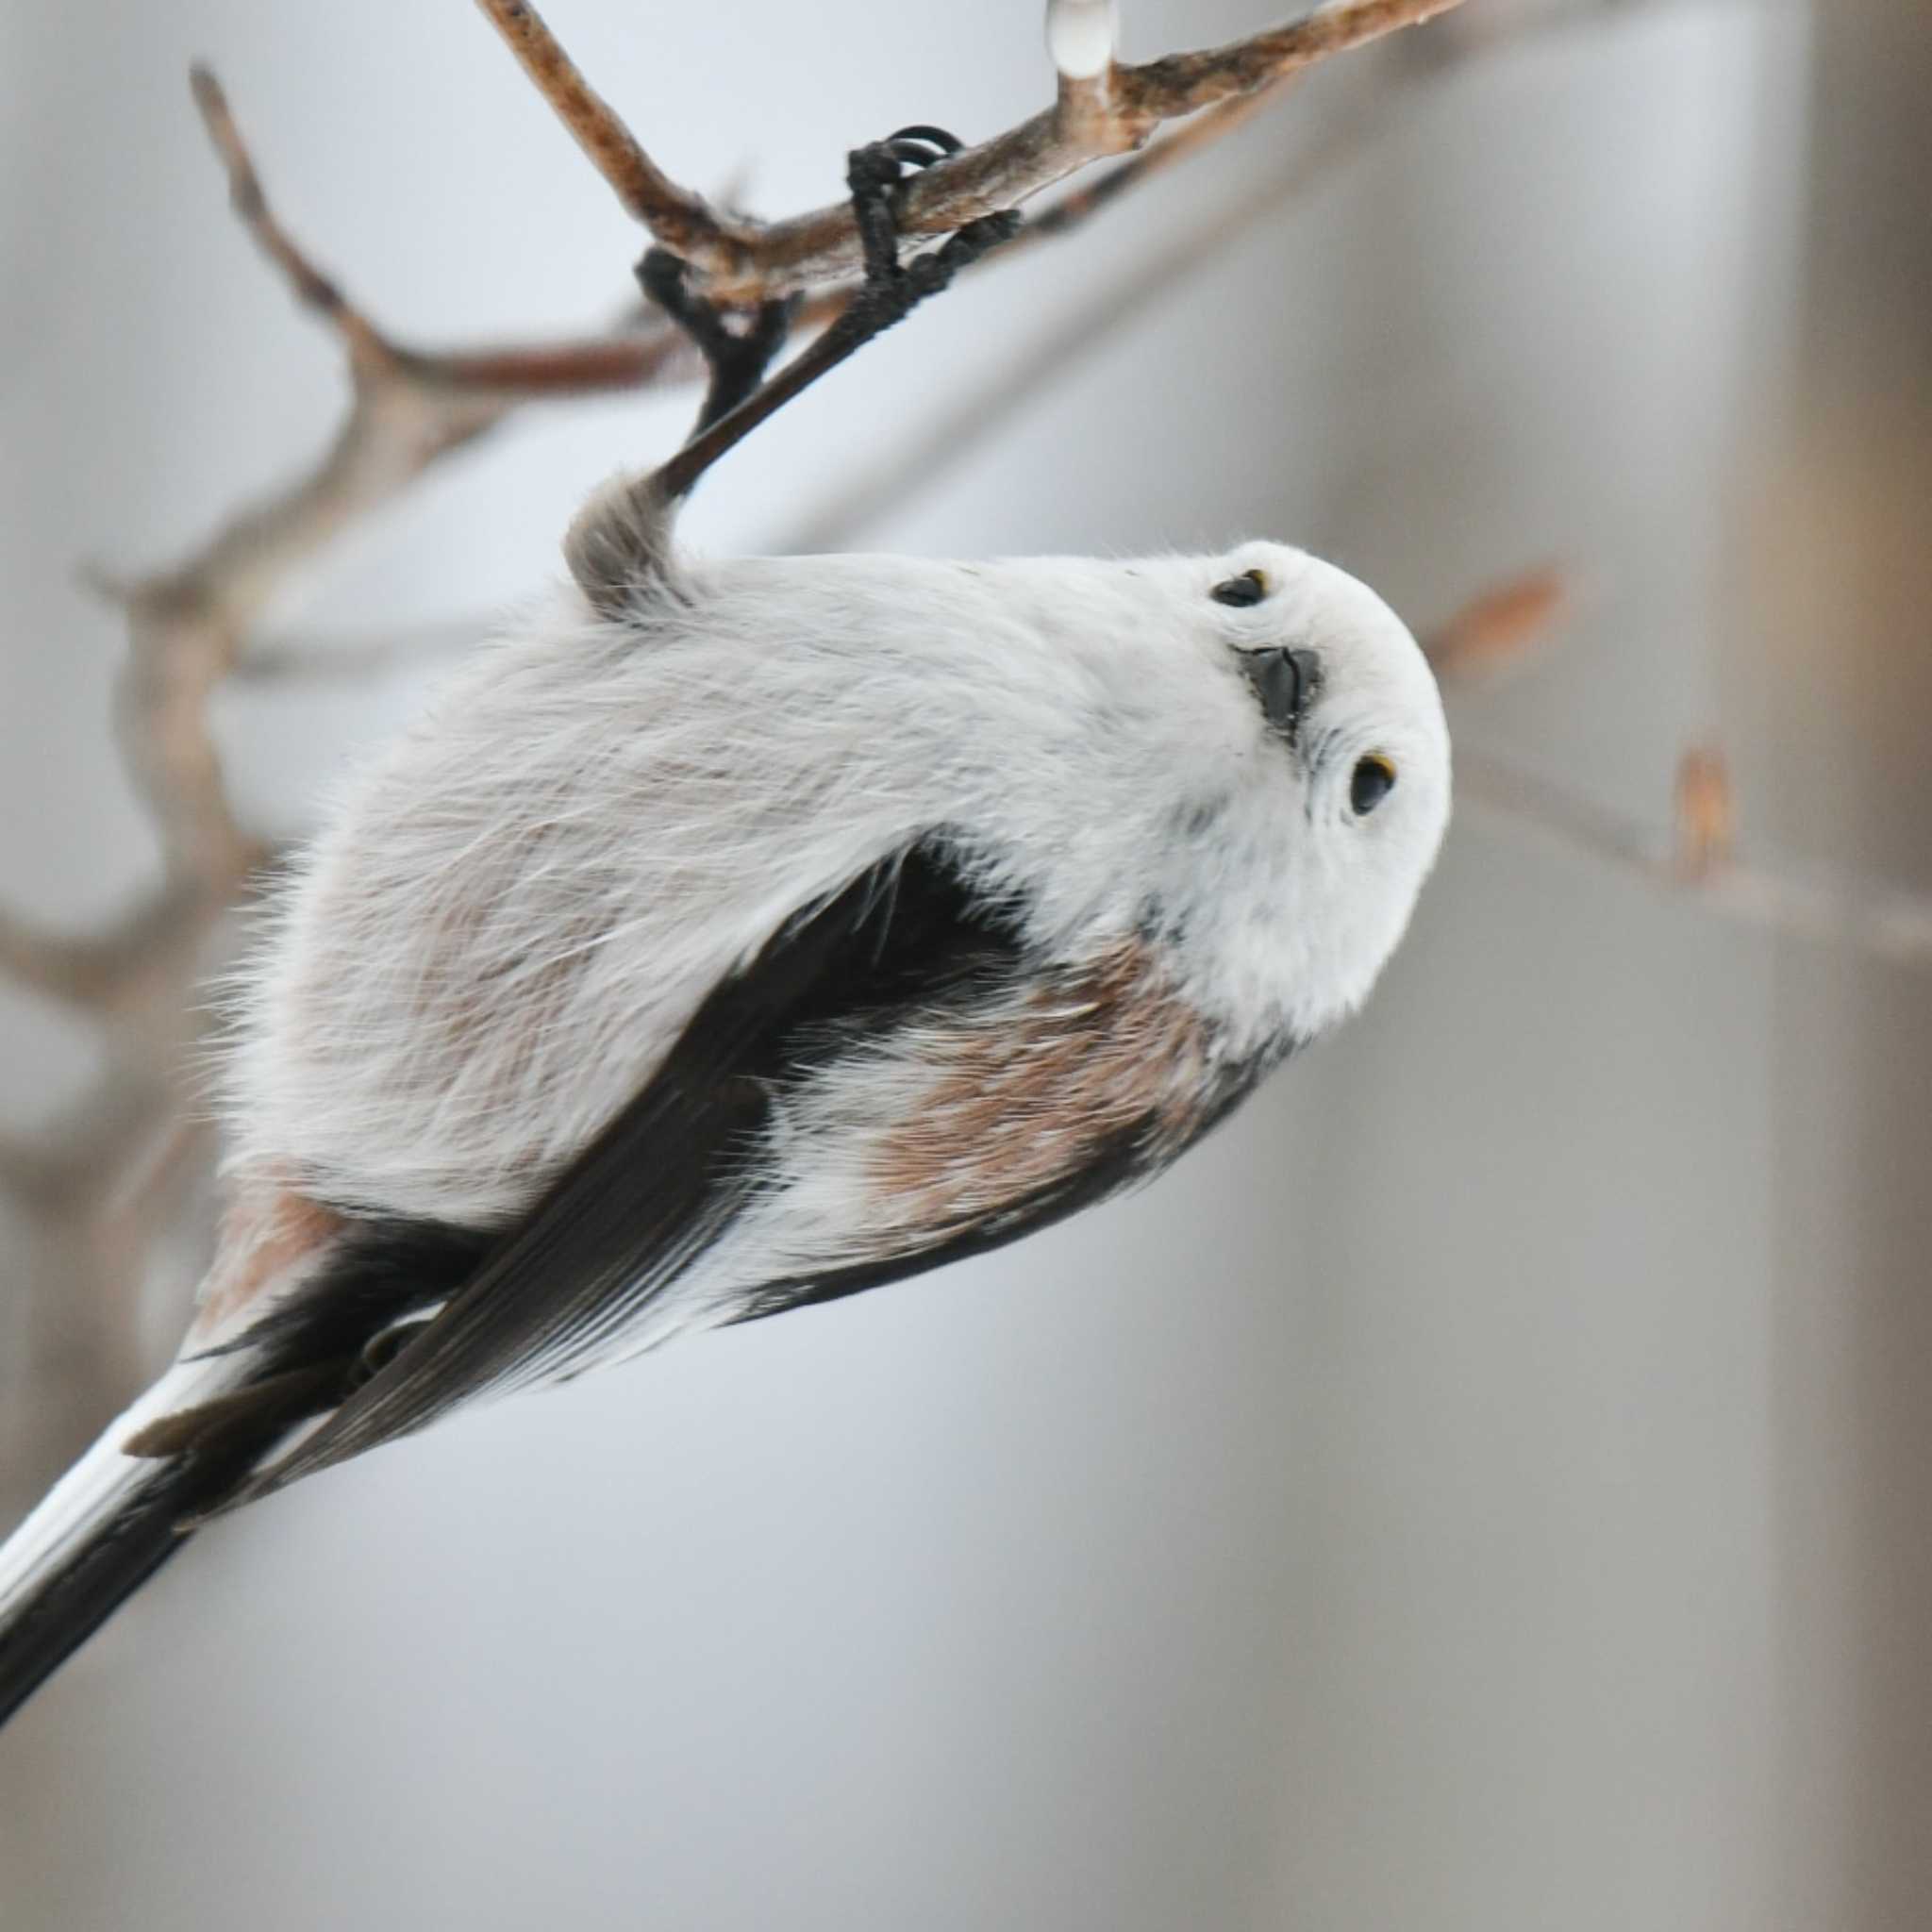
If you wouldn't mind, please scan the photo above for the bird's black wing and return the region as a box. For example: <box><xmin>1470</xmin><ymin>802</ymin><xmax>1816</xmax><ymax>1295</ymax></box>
<box><xmin>211</xmin><ymin>834</ymin><xmax>1157</xmax><ymax>1508</ymax></box>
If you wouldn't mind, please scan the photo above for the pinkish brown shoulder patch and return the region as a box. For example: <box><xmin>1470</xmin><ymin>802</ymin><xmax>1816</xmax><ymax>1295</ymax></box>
<box><xmin>865</xmin><ymin>940</ymin><xmax>1211</xmax><ymax>1240</ymax></box>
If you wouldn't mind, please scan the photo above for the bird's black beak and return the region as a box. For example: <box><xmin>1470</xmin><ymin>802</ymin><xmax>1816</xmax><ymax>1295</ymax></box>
<box><xmin>1243</xmin><ymin>647</ymin><xmax>1323</xmax><ymax>743</ymax></box>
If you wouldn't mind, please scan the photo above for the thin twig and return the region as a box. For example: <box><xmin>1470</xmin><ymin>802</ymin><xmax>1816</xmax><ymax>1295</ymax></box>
<box><xmin>472</xmin><ymin>0</ymin><xmax>758</xmax><ymax>263</ymax></box>
<box><xmin>1019</xmin><ymin>80</ymin><xmax>1297</xmax><ymax>249</ymax></box>
<box><xmin>476</xmin><ymin>0</ymin><xmax>1465</xmax><ymax>298</ymax></box>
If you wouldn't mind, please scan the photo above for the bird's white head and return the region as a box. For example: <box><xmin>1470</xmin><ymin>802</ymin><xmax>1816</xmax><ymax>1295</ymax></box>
<box><xmin>1066</xmin><ymin>538</ymin><xmax>1451</xmax><ymax>1052</ymax></box>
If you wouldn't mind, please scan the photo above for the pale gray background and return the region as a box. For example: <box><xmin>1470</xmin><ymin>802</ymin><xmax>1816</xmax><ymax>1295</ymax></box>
<box><xmin>3</xmin><ymin>2</ymin><xmax>1928</xmax><ymax>1928</ymax></box>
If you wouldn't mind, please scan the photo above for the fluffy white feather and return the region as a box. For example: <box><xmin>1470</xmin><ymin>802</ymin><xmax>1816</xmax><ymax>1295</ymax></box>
<box><xmin>226</xmin><ymin>541</ymin><xmax>1449</xmax><ymax>1239</ymax></box>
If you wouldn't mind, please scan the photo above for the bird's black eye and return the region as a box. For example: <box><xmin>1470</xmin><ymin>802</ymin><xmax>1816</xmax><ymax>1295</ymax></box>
<box><xmin>1211</xmin><ymin>568</ymin><xmax>1269</xmax><ymax>608</ymax></box>
<box><xmin>1350</xmin><ymin>755</ymin><xmax>1397</xmax><ymax>815</ymax></box>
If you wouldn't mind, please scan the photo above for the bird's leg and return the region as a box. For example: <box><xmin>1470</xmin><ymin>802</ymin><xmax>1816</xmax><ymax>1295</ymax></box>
<box><xmin>573</xmin><ymin>129</ymin><xmax>1017</xmax><ymax>610</ymax></box>
<box><xmin>652</xmin><ymin>125</ymin><xmax>1022</xmax><ymax>501</ymax></box>
<box><xmin>637</xmin><ymin>247</ymin><xmax>795</xmax><ymax>447</ymax></box>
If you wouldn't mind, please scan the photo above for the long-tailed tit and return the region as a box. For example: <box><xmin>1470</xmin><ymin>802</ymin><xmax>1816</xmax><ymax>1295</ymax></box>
<box><xmin>0</xmin><ymin>126</ymin><xmax>1450</xmax><ymax>1725</ymax></box>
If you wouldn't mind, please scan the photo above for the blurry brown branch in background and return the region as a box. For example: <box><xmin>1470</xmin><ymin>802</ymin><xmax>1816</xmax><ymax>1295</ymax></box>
<box><xmin>1421</xmin><ymin>569</ymin><xmax>1571</xmax><ymax>682</ymax></box>
<box><xmin>1453</xmin><ymin>730</ymin><xmax>1932</xmax><ymax>965</ymax></box>
<box><xmin>0</xmin><ymin>71</ymin><xmax>691</xmax><ymax>1477</ymax></box>
<box><xmin>1423</xmin><ymin>583</ymin><xmax>1932</xmax><ymax>965</ymax></box>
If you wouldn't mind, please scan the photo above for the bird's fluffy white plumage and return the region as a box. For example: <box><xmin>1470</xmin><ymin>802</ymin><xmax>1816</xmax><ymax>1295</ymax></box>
<box><xmin>226</xmin><ymin>541</ymin><xmax>1448</xmax><ymax>1240</ymax></box>
<box><xmin>0</xmin><ymin>531</ymin><xmax>1450</xmax><ymax>1709</ymax></box>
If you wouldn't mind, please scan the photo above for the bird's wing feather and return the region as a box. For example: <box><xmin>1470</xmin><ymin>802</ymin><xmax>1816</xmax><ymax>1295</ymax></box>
<box><xmin>219</xmin><ymin>836</ymin><xmax>1068</xmax><ymax>1507</ymax></box>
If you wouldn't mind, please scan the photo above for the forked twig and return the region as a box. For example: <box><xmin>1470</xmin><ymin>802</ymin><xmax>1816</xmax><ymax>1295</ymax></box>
<box><xmin>473</xmin><ymin>0</ymin><xmax>1466</xmax><ymax>297</ymax></box>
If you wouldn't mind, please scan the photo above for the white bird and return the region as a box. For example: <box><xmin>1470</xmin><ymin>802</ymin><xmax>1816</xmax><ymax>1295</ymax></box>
<box><xmin>0</xmin><ymin>130</ymin><xmax>1451</xmax><ymax>1726</ymax></box>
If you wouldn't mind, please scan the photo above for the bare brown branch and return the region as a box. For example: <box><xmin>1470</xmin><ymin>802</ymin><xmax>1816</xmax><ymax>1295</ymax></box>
<box><xmin>101</xmin><ymin>74</ymin><xmax>703</xmax><ymax>884</ymax></box>
<box><xmin>190</xmin><ymin>65</ymin><xmax>393</xmax><ymax>375</ymax></box>
<box><xmin>474</xmin><ymin>0</ymin><xmax>1465</xmax><ymax>299</ymax></box>
<box><xmin>1021</xmin><ymin>76</ymin><xmax>1297</xmax><ymax>248</ymax></box>
<box><xmin>472</xmin><ymin>0</ymin><xmax>758</xmax><ymax>262</ymax></box>
<box><xmin>1116</xmin><ymin>0</ymin><xmax>1465</xmax><ymax>117</ymax></box>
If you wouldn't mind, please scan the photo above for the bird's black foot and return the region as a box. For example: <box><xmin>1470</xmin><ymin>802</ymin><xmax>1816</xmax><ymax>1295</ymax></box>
<box><xmin>643</xmin><ymin>125</ymin><xmax>1020</xmax><ymax>503</ymax></box>
<box><xmin>639</xmin><ymin>246</ymin><xmax>795</xmax><ymax>439</ymax></box>
<box><xmin>836</xmin><ymin>124</ymin><xmax>1022</xmax><ymax>350</ymax></box>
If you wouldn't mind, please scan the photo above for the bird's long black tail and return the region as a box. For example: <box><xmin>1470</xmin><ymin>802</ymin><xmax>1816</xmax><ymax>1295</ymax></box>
<box><xmin>0</xmin><ymin>1216</ymin><xmax>491</xmax><ymax>1729</ymax></box>
<box><xmin>0</xmin><ymin>1357</ymin><xmax>331</xmax><ymax>1730</ymax></box>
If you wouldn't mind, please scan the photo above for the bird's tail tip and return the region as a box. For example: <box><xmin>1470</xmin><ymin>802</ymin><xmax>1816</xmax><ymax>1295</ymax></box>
<box><xmin>0</xmin><ymin>1357</ymin><xmax>254</xmax><ymax>1730</ymax></box>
